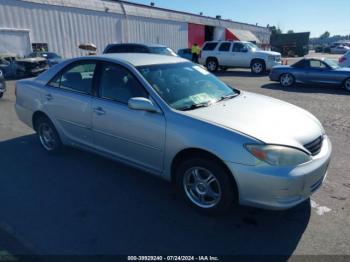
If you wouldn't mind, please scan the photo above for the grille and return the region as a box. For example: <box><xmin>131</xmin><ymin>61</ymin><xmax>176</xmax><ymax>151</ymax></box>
<box><xmin>304</xmin><ymin>136</ymin><xmax>323</xmax><ymax>156</ymax></box>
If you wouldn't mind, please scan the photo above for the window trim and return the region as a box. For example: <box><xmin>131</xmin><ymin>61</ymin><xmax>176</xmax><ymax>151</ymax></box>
<box><xmin>47</xmin><ymin>60</ymin><xmax>98</xmax><ymax>96</ymax></box>
<box><xmin>94</xmin><ymin>61</ymin><xmax>149</xmax><ymax>105</ymax></box>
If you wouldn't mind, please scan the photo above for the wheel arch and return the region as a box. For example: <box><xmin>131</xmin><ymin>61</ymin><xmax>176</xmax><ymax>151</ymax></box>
<box><xmin>170</xmin><ymin>148</ymin><xmax>239</xmax><ymax>197</ymax></box>
<box><xmin>250</xmin><ymin>58</ymin><xmax>266</xmax><ymax>67</ymax></box>
<box><xmin>206</xmin><ymin>56</ymin><xmax>218</xmax><ymax>65</ymax></box>
<box><xmin>32</xmin><ymin>111</ymin><xmax>51</xmax><ymax>131</ymax></box>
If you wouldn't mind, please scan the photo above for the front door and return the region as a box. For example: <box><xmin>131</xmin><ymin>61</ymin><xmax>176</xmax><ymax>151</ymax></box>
<box><xmin>91</xmin><ymin>62</ymin><xmax>166</xmax><ymax>173</ymax></box>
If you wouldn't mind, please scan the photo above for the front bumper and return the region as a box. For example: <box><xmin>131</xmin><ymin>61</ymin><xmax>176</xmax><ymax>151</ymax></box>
<box><xmin>0</xmin><ymin>81</ymin><xmax>6</xmax><ymax>93</ymax></box>
<box><xmin>226</xmin><ymin>136</ymin><xmax>332</xmax><ymax>210</ymax></box>
<box><xmin>266</xmin><ymin>60</ymin><xmax>282</xmax><ymax>70</ymax></box>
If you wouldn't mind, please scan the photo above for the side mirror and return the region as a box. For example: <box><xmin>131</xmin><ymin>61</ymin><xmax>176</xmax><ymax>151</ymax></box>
<box><xmin>128</xmin><ymin>97</ymin><xmax>159</xmax><ymax>113</ymax></box>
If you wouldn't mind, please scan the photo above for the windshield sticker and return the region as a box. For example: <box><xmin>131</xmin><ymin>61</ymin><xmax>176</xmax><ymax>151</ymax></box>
<box><xmin>189</xmin><ymin>93</ymin><xmax>214</xmax><ymax>104</ymax></box>
<box><xmin>193</xmin><ymin>65</ymin><xmax>209</xmax><ymax>75</ymax></box>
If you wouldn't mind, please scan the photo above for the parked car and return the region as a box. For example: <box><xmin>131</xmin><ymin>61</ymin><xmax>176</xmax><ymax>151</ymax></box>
<box><xmin>28</xmin><ymin>52</ymin><xmax>63</xmax><ymax>67</ymax></box>
<box><xmin>0</xmin><ymin>54</ymin><xmax>49</xmax><ymax>78</ymax></box>
<box><xmin>199</xmin><ymin>41</ymin><xmax>282</xmax><ymax>74</ymax></box>
<box><xmin>177</xmin><ymin>48</ymin><xmax>192</xmax><ymax>60</ymax></box>
<box><xmin>339</xmin><ymin>51</ymin><xmax>350</xmax><ymax>68</ymax></box>
<box><xmin>0</xmin><ymin>69</ymin><xmax>5</xmax><ymax>98</ymax></box>
<box><xmin>270</xmin><ymin>58</ymin><xmax>350</xmax><ymax>91</ymax></box>
<box><xmin>103</xmin><ymin>43</ymin><xmax>177</xmax><ymax>56</ymax></box>
<box><xmin>15</xmin><ymin>54</ymin><xmax>331</xmax><ymax>214</ymax></box>
<box><xmin>330</xmin><ymin>45</ymin><xmax>350</xmax><ymax>54</ymax></box>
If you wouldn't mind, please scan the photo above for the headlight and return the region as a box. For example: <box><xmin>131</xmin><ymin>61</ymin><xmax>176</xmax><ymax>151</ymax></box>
<box><xmin>268</xmin><ymin>55</ymin><xmax>275</xmax><ymax>61</ymax></box>
<box><xmin>245</xmin><ymin>144</ymin><xmax>311</xmax><ymax>166</ymax></box>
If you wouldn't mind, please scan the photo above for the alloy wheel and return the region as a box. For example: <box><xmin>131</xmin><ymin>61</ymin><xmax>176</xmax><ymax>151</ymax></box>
<box><xmin>280</xmin><ymin>74</ymin><xmax>294</xmax><ymax>87</ymax></box>
<box><xmin>345</xmin><ymin>79</ymin><xmax>350</xmax><ymax>91</ymax></box>
<box><xmin>183</xmin><ymin>167</ymin><xmax>222</xmax><ymax>208</ymax></box>
<box><xmin>252</xmin><ymin>62</ymin><xmax>263</xmax><ymax>74</ymax></box>
<box><xmin>38</xmin><ymin>123</ymin><xmax>57</xmax><ymax>151</ymax></box>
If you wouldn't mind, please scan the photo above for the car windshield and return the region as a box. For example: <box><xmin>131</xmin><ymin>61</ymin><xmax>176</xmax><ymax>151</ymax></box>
<box><xmin>148</xmin><ymin>47</ymin><xmax>176</xmax><ymax>56</ymax></box>
<box><xmin>137</xmin><ymin>62</ymin><xmax>239</xmax><ymax>111</ymax></box>
<box><xmin>246</xmin><ymin>42</ymin><xmax>261</xmax><ymax>51</ymax></box>
<box><xmin>324</xmin><ymin>59</ymin><xmax>339</xmax><ymax>69</ymax></box>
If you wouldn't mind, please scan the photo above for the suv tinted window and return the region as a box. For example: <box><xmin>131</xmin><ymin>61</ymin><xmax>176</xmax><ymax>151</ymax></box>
<box><xmin>98</xmin><ymin>62</ymin><xmax>147</xmax><ymax>104</ymax></box>
<box><xmin>219</xmin><ymin>42</ymin><xmax>231</xmax><ymax>52</ymax></box>
<box><xmin>105</xmin><ymin>44</ymin><xmax>150</xmax><ymax>54</ymax></box>
<box><xmin>202</xmin><ymin>42</ymin><xmax>218</xmax><ymax>51</ymax></box>
<box><xmin>49</xmin><ymin>62</ymin><xmax>96</xmax><ymax>94</ymax></box>
<box><xmin>232</xmin><ymin>43</ymin><xmax>246</xmax><ymax>52</ymax></box>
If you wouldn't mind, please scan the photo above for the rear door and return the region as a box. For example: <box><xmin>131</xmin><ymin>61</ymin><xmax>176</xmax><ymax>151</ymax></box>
<box><xmin>216</xmin><ymin>42</ymin><xmax>232</xmax><ymax>66</ymax></box>
<box><xmin>44</xmin><ymin>60</ymin><xmax>97</xmax><ymax>147</ymax></box>
<box><xmin>91</xmin><ymin>61</ymin><xmax>166</xmax><ymax>173</ymax></box>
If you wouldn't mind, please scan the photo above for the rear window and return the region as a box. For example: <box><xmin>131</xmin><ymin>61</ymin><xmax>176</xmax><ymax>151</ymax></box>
<box><xmin>202</xmin><ymin>42</ymin><xmax>218</xmax><ymax>51</ymax></box>
<box><xmin>104</xmin><ymin>44</ymin><xmax>149</xmax><ymax>54</ymax></box>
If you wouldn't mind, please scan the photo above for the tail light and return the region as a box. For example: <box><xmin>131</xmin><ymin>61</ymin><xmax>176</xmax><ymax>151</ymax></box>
<box><xmin>339</xmin><ymin>56</ymin><xmax>346</xmax><ymax>63</ymax></box>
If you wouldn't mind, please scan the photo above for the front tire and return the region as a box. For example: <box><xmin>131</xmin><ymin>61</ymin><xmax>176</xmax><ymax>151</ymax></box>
<box><xmin>176</xmin><ymin>157</ymin><xmax>236</xmax><ymax>215</ymax></box>
<box><xmin>35</xmin><ymin>116</ymin><xmax>62</xmax><ymax>153</ymax></box>
<box><xmin>0</xmin><ymin>92</ymin><xmax>3</xmax><ymax>98</ymax></box>
<box><xmin>280</xmin><ymin>73</ymin><xmax>295</xmax><ymax>87</ymax></box>
<box><xmin>344</xmin><ymin>78</ymin><xmax>350</xmax><ymax>91</ymax></box>
<box><xmin>251</xmin><ymin>60</ymin><xmax>266</xmax><ymax>74</ymax></box>
<box><xmin>206</xmin><ymin>58</ymin><xmax>218</xmax><ymax>72</ymax></box>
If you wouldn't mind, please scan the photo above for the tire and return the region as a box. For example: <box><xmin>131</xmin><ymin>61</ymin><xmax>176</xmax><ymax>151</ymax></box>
<box><xmin>279</xmin><ymin>73</ymin><xmax>295</xmax><ymax>87</ymax></box>
<box><xmin>251</xmin><ymin>60</ymin><xmax>266</xmax><ymax>74</ymax></box>
<box><xmin>0</xmin><ymin>92</ymin><xmax>3</xmax><ymax>98</ymax></box>
<box><xmin>175</xmin><ymin>157</ymin><xmax>237</xmax><ymax>215</ymax></box>
<box><xmin>35</xmin><ymin>116</ymin><xmax>62</xmax><ymax>153</ymax></box>
<box><xmin>206</xmin><ymin>58</ymin><xmax>218</xmax><ymax>72</ymax></box>
<box><xmin>344</xmin><ymin>78</ymin><xmax>350</xmax><ymax>91</ymax></box>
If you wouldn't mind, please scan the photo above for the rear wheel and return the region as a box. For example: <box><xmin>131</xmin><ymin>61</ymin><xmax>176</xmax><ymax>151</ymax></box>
<box><xmin>176</xmin><ymin>157</ymin><xmax>236</xmax><ymax>215</ymax></box>
<box><xmin>206</xmin><ymin>58</ymin><xmax>218</xmax><ymax>72</ymax></box>
<box><xmin>280</xmin><ymin>73</ymin><xmax>295</xmax><ymax>87</ymax></box>
<box><xmin>0</xmin><ymin>92</ymin><xmax>3</xmax><ymax>98</ymax></box>
<box><xmin>344</xmin><ymin>78</ymin><xmax>350</xmax><ymax>91</ymax></box>
<box><xmin>35</xmin><ymin>116</ymin><xmax>62</xmax><ymax>153</ymax></box>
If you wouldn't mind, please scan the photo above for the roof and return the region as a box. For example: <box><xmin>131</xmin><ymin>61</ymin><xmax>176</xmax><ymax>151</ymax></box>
<box><xmin>106</xmin><ymin>43</ymin><xmax>167</xmax><ymax>48</ymax></box>
<box><xmin>100</xmin><ymin>53</ymin><xmax>188</xmax><ymax>66</ymax></box>
<box><xmin>19</xmin><ymin>0</ymin><xmax>270</xmax><ymax>33</ymax></box>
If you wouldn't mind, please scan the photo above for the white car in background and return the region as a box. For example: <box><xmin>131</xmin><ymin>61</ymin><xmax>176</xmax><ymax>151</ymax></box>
<box><xmin>330</xmin><ymin>45</ymin><xmax>350</xmax><ymax>54</ymax></box>
<box><xmin>339</xmin><ymin>51</ymin><xmax>350</xmax><ymax>67</ymax></box>
<box><xmin>199</xmin><ymin>41</ymin><xmax>282</xmax><ymax>74</ymax></box>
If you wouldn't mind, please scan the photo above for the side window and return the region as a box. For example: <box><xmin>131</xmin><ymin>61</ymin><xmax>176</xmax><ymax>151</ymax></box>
<box><xmin>232</xmin><ymin>43</ymin><xmax>245</xmax><ymax>52</ymax></box>
<box><xmin>219</xmin><ymin>42</ymin><xmax>231</xmax><ymax>52</ymax></box>
<box><xmin>202</xmin><ymin>42</ymin><xmax>218</xmax><ymax>51</ymax></box>
<box><xmin>98</xmin><ymin>63</ymin><xmax>147</xmax><ymax>104</ymax></box>
<box><xmin>49</xmin><ymin>62</ymin><xmax>96</xmax><ymax>94</ymax></box>
<box><xmin>310</xmin><ymin>60</ymin><xmax>326</xmax><ymax>69</ymax></box>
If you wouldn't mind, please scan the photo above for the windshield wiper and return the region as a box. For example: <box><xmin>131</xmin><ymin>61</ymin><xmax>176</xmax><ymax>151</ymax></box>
<box><xmin>217</xmin><ymin>93</ymin><xmax>239</xmax><ymax>102</ymax></box>
<box><xmin>178</xmin><ymin>102</ymin><xmax>212</xmax><ymax>111</ymax></box>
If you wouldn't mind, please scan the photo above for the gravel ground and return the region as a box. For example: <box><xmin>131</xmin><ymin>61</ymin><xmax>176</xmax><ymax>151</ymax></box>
<box><xmin>0</xmin><ymin>72</ymin><xmax>349</xmax><ymax>258</ymax></box>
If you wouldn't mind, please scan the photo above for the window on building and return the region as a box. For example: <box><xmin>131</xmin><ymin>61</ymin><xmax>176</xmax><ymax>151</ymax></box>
<box><xmin>32</xmin><ymin>43</ymin><xmax>48</xmax><ymax>52</ymax></box>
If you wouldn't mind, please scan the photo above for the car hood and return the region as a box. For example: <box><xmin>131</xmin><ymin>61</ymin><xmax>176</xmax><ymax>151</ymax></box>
<box><xmin>256</xmin><ymin>50</ymin><xmax>281</xmax><ymax>56</ymax></box>
<box><xmin>183</xmin><ymin>91</ymin><xmax>324</xmax><ymax>149</ymax></box>
<box><xmin>335</xmin><ymin>67</ymin><xmax>350</xmax><ymax>72</ymax></box>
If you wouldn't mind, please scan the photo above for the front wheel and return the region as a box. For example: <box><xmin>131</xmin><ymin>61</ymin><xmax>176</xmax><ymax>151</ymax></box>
<box><xmin>176</xmin><ymin>157</ymin><xmax>236</xmax><ymax>215</ymax></box>
<box><xmin>0</xmin><ymin>92</ymin><xmax>3</xmax><ymax>98</ymax></box>
<box><xmin>251</xmin><ymin>60</ymin><xmax>266</xmax><ymax>74</ymax></box>
<box><xmin>344</xmin><ymin>78</ymin><xmax>350</xmax><ymax>91</ymax></box>
<box><xmin>36</xmin><ymin>116</ymin><xmax>62</xmax><ymax>153</ymax></box>
<box><xmin>280</xmin><ymin>73</ymin><xmax>295</xmax><ymax>87</ymax></box>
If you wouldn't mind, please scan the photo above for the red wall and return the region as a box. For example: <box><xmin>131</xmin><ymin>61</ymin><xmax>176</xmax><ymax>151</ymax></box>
<box><xmin>188</xmin><ymin>23</ymin><xmax>205</xmax><ymax>48</ymax></box>
<box><xmin>225</xmin><ymin>29</ymin><xmax>240</xmax><ymax>41</ymax></box>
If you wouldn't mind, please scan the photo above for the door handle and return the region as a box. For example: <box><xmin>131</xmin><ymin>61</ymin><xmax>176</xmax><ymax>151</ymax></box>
<box><xmin>93</xmin><ymin>107</ymin><xmax>106</xmax><ymax>116</ymax></box>
<box><xmin>46</xmin><ymin>94</ymin><xmax>53</xmax><ymax>101</ymax></box>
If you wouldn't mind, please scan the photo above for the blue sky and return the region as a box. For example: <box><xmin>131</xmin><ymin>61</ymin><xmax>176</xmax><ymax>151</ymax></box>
<box><xmin>127</xmin><ymin>0</ymin><xmax>350</xmax><ymax>37</ymax></box>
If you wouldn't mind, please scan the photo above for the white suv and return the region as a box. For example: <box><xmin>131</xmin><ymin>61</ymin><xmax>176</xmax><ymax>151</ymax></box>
<box><xmin>199</xmin><ymin>41</ymin><xmax>282</xmax><ymax>74</ymax></box>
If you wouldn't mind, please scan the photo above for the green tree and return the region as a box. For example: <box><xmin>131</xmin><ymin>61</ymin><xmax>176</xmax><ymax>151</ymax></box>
<box><xmin>287</xmin><ymin>30</ymin><xmax>294</xmax><ymax>34</ymax></box>
<box><xmin>269</xmin><ymin>26</ymin><xmax>282</xmax><ymax>36</ymax></box>
<box><xmin>320</xmin><ymin>31</ymin><xmax>330</xmax><ymax>39</ymax></box>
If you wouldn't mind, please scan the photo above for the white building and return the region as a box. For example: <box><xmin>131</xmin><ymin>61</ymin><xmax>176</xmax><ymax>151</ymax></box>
<box><xmin>0</xmin><ymin>0</ymin><xmax>271</xmax><ymax>58</ymax></box>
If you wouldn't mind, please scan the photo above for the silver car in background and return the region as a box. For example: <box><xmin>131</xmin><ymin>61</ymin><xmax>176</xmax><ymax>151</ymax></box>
<box><xmin>15</xmin><ymin>54</ymin><xmax>332</xmax><ymax>214</ymax></box>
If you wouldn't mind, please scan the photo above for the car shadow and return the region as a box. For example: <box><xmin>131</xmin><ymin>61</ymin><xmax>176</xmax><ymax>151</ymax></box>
<box><xmin>262</xmin><ymin>83</ymin><xmax>350</xmax><ymax>95</ymax></box>
<box><xmin>214</xmin><ymin>70</ymin><xmax>269</xmax><ymax>78</ymax></box>
<box><xmin>0</xmin><ymin>135</ymin><xmax>310</xmax><ymax>256</ymax></box>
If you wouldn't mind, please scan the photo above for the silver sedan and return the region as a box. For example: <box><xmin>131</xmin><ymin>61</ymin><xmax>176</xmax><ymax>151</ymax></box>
<box><xmin>15</xmin><ymin>54</ymin><xmax>332</xmax><ymax>214</ymax></box>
